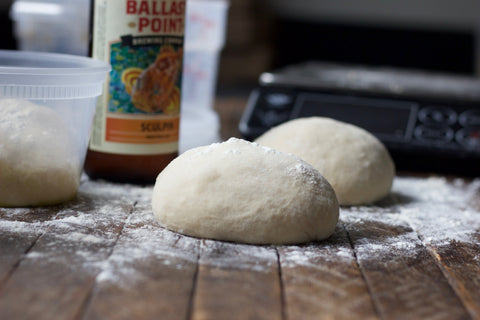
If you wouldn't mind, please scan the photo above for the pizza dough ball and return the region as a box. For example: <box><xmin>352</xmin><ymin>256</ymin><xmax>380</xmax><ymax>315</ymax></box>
<box><xmin>255</xmin><ymin>117</ymin><xmax>395</xmax><ymax>205</ymax></box>
<box><xmin>152</xmin><ymin>138</ymin><xmax>339</xmax><ymax>245</ymax></box>
<box><xmin>0</xmin><ymin>99</ymin><xmax>80</xmax><ymax>207</ymax></box>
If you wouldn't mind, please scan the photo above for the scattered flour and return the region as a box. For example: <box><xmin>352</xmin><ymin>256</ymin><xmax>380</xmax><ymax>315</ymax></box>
<box><xmin>199</xmin><ymin>239</ymin><xmax>278</xmax><ymax>273</ymax></box>
<box><xmin>280</xmin><ymin>242</ymin><xmax>354</xmax><ymax>269</ymax></box>
<box><xmin>340</xmin><ymin>176</ymin><xmax>480</xmax><ymax>262</ymax></box>
<box><xmin>386</xmin><ymin>177</ymin><xmax>478</xmax><ymax>245</ymax></box>
<box><xmin>0</xmin><ymin>175</ymin><xmax>479</xmax><ymax>287</ymax></box>
<box><xmin>95</xmin><ymin>205</ymin><xmax>199</xmax><ymax>286</ymax></box>
<box><xmin>274</xmin><ymin>176</ymin><xmax>480</xmax><ymax>269</ymax></box>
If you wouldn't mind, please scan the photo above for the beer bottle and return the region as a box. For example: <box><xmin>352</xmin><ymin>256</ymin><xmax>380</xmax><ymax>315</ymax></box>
<box><xmin>85</xmin><ymin>0</ymin><xmax>186</xmax><ymax>184</ymax></box>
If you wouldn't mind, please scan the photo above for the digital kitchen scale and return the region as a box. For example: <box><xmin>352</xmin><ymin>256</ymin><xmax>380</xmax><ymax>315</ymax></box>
<box><xmin>239</xmin><ymin>62</ymin><xmax>480</xmax><ymax>176</ymax></box>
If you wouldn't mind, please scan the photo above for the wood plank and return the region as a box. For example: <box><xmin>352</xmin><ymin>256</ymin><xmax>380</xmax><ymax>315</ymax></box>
<box><xmin>343</xmin><ymin>209</ymin><xmax>470</xmax><ymax>320</ymax></box>
<box><xmin>388</xmin><ymin>176</ymin><xmax>480</xmax><ymax>319</ymax></box>
<box><xmin>192</xmin><ymin>240</ymin><xmax>282</xmax><ymax>320</ymax></box>
<box><xmin>1</xmin><ymin>174</ymin><xmax>479</xmax><ymax>320</ymax></box>
<box><xmin>278</xmin><ymin>224</ymin><xmax>379</xmax><ymax>320</ymax></box>
<box><xmin>82</xmin><ymin>202</ymin><xmax>200</xmax><ymax>320</ymax></box>
<box><xmin>0</xmin><ymin>182</ymin><xmax>136</xmax><ymax>320</ymax></box>
<box><xmin>427</xmin><ymin>240</ymin><xmax>480</xmax><ymax>320</ymax></box>
<box><xmin>0</xmin><ymin>206</ymin><xmax>59</xmax><ymax>286</ymax></box>
<box><xmin>393</xmin><ymin>178</ymin><xmax>480</xmax><ymax>319</ymax></box>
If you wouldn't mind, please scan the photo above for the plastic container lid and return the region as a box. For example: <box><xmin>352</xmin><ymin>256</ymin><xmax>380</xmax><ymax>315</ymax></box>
<box><xmin>10</xmin><ymin>0</ymin><xmax>88</xmax><ymax>21</ymax></box>
<box><xmin>0</xmin><ymin>50</ymin><xmax>111</xmax><ymax>99</ymax></box>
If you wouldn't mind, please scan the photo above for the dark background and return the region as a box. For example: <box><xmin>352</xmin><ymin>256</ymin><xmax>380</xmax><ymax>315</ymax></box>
<box><xmin>218</xmin><ymin>0</ymin><xmax>477</xmax><ymax>86</ymax></box>
<box><xmin>0</xmin><ymin>1</ymin><xmax>16</xmax><ymax>50</ymax></box>
<box><xmin>0</xmin><ymin>0</ymin><xmax>477</xmax><ymax>86</ymax></box>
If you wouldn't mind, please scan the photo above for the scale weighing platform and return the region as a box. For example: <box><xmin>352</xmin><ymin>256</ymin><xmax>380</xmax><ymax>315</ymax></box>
<box><xmin>239</xmin><ymin>62</ymin><xmax>480</xmax><ymax>176</ymax></box>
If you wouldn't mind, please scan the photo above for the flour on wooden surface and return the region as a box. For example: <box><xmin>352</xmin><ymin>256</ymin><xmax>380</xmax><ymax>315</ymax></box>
<box><xmin>280</xmin><ymin>242</ymin><xmax>354</xmax><ymax>269</ymax></box>
<box><xmin>340</xmin><ymin>176</ymin><xmax>480</xmax><ymax>262</ymax></box>
<box><xmin>0</xmin><ymin>220</ymin><xmax>45</xmax><ymax>237</ymax></box>
<box><xmin>0</xmin><ymin>180</ymin><xmax>140</xmax><ymax>273</ymax></box>
<box><xmin>393</xmin><ymin>177</ymin><xmax>480</xmax><ymax>246</ymax></box>
<box><xmin>95</xmin><ymin>205</ymin><xmax>199</xmax><ymax>285</ymax></box>
<box><xmin>1</xmin><ymin>176</ymin><xmax>479</xmax><ymax>286</ymax></box>
<box><xmin>79</xmin><ymin>174</ymin><xmax>153</xmax><ymax>204</ymax></box>
<box><xmin>276</xmin><ymin>176</ymin><xmax>480</xmax><ymax>268</ymax></box>
<box><xmin>199</xmin><ymin>239</ymin><xmax>278</xmax><ymax>273</ymax></box>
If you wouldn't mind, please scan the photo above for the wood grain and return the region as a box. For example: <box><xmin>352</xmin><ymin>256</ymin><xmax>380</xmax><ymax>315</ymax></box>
<box><xmin>192</xmin><ymin>240</ymin><xmax>282</xmax><ymax>320</ymax></box>
<box><xmin>343</xmin><ymin>211</ymin><xmax>470</xmax><ymax>320</ymax></box>
<box><xmin>0</xmin><ymin>206</ymin><xmax>57</xmax><ymax>286</ymax></box>
<box><xmin>1</xmin><ymin>173</ymin><xmax>479</xmax><ymax>320</ymax></box>
<box><xmin>82</xmin><ymin>203</ymin><xmax>200</xmax><ymax>320</ymax></box>
<box><xmin>278</xmin><ymin>224</ymin><xmax>379</xmax><ymax>320</ymax></box>
<box><xmin>387</xmin><ymin>176</ymin><xmax>480</xmax><ymax>319</ymax></box>
<box><xmin>0</xmin><ymin>193</ymin><xmax>132</xmax><ymax>320</ymax></box>
<box><xmin>426</xmin><ymin>239</ymin><xmax>480</xmax><ymax>319</ymax></box>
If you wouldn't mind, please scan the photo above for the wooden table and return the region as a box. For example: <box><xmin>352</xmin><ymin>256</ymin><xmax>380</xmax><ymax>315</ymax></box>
<box><xmin>1</xmin><ymin>98</ymin><xmax>480</xmax><ymax>320</ymax></box>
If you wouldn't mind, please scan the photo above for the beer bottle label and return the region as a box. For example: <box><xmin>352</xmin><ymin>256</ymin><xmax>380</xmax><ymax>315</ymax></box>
<box><xmin>90</xmin><ymin>0</ymin><xmax>185</xmax><ymax>155</ymax></box>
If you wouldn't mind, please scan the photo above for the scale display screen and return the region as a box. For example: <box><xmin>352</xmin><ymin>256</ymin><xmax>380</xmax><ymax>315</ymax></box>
<box><xmin>293</xmin><ymin>93</ymin><xmax>418</xmax><ymax>142</ymax></box>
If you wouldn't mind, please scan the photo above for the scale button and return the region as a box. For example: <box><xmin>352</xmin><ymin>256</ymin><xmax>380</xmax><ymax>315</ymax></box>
<box><xmin>258</xmin><ymin>109</ymin><xmax>290</xmax><ymax>127</ymax></box>
<box><xmin>455</xmin><ymin>128</ymin><xmax>480</xmax><ymax>150</ymax></box>
<box><xmin>263</xmin><ymin>92</ymin><xmax>293</xmax><ymax>109</ymax></box>
<box><xmin>418</xmin><ymin>106</ymin><xmax>457</xmax><ymax>125</ymax></box>
<box><xmin>459</xmin><ymin>110</ymin><xmax>480</xmax><ymax>127</ymax></box>
<box><xmin>414</xmin><ymin>125</ymin><xmax>454</xmax><ymax>142</ymax></box>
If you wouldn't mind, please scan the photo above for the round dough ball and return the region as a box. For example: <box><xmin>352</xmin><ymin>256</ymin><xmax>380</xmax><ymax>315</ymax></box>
<box><xmin>255</xmin><ymin>117</ymin><xmax>395</xmax><ymax>205</ymax></box>
<box><xmin>0</xmin><ymin>99</ymin><xmax>80</xmax><ymax>207</ymax></box>
<box><xmin>152</xmin><ymin>138</ymin><xmax>339</xmax><ymax>245</ymax></box>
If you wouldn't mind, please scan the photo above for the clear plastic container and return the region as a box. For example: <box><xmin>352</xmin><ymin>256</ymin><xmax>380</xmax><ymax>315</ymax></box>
<box><xmin>0</xmin><ymin>50</ymin><xmax>110</xmax><ymax>206</ymax></box>
<box><xmin>180</xmin><ymin>0</ymin><xmax>229</xmax><ymax>152</ymax></box>
<box><xmin>9</xmin><ymin>0</ymin><xmax>230</xmax><ymax>153</ymax></box>
<box><xmin>10</xmin><ymin>0</ymin><xmax>90</xmax><ymax>56</ymax></box>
